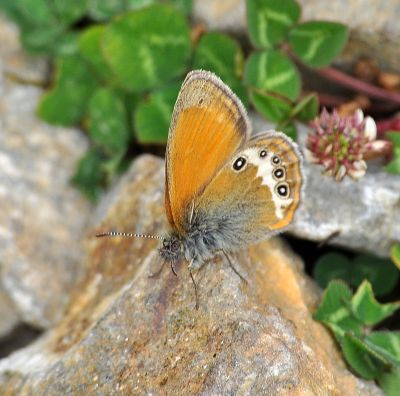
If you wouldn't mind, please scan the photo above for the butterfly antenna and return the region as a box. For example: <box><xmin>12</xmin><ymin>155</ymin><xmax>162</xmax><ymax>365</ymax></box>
<box><xmin>96</xmin><ymin>231</ymin><xmax>164</xmax><ymax>240</ymax></box>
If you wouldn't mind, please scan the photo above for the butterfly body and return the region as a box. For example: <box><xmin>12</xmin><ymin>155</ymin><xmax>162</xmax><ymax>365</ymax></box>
<box><xmin>98</xmin><ymin>70</ymin><xmax>303</xmax><ymax>306</ymax></box>
<box><xmin>160</xmin><ymin>72</ymin><xmax>303</xmax><ymax>269</ymax></box>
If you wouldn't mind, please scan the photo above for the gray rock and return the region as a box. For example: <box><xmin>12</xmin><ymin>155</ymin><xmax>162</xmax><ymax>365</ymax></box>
<box><xmin>0</xmin><ymin>15</ymin><xmax>91</xmax><ymax>329</ymax></box>
<box><xmin>0</xmin><ymin>156</ymin><xmax>383</xmax><ymax>395</ymax></box>
<box><xmin>290</xmin><ymin>158</ymin><xmax>400</xmax><ymax>258</ymax></box>
<box><xmin>0</xmin><ymin>284</ymin><xmax>18</xmax><ymax>338</ymax></box>
<box><xmin>193</xmin><ymin>0</ymin><xmax>400</xmax><ymax>70</ymax></box>
<box><xmin>194</xmin><ymin>0</ymin><xmax>246</xmax><ymax>33</ymax></box>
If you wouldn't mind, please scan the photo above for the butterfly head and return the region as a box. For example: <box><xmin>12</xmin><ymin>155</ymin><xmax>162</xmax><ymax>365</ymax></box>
<box><xmin>159</xmin><ymin>234</ymin><xmax>184</xmax><ymax>263</ymax></box>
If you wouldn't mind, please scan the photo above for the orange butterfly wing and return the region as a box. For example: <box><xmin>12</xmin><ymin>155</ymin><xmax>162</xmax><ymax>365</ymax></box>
<box><xmin>165</xmin><ymin>71</ymin><xmax>250</xmax><ymax>234</ymax></box>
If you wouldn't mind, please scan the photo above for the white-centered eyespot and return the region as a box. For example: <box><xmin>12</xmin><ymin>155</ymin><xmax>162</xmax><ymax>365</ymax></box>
<box><xmin>271</xmin><ymin>155</ymin><xmax>281</xmax><ymax>165</ymax></box>
<box><xmin>232</xmin><ymin>156</ymin><xmax>247</xmax><ymax>172</ymax></box>
<box><xmin>273</xmin><ymin>166</ymin><xmax>286</xmax><ymax>180</ymax></box>
<box><xmin>275</xmin><ymin>182</ymin><xmax>290</xmax><ymax>199</ymax></box>
<box><xmin>259</xmin><ymin>149</ymin><xmax>267</xmax><ymax>159</ymax></box>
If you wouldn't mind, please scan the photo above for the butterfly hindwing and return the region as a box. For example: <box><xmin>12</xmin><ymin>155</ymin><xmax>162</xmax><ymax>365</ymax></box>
<box><xmin>192</xmin><ymin>131</ymin><xmax>303</xmax><ymax>248</ymax></box>
<box><xmin>165</xmin><ymin>70</ymin><xmax>250</xmax><ymax>234</ymax></box>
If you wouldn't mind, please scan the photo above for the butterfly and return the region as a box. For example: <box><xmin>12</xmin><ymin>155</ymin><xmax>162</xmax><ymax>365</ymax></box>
<box><xmin>97</xmin><ymin>70</ymin><xmax>303</xmax><ymax>308</ymax></box>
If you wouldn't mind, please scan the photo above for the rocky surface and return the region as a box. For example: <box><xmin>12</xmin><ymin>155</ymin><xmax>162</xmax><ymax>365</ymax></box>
<box><xmin>0</xmin><ymin>285</ymin><xmax>18</xmax><ymax>338</ymax></box>
<box><xmin>251</xmin><ymin>115</ymin><xmax>400</xmax><ymax>257</ymax></box>
<box><xmin>290</xmin><ymin>161</ymin><xmax>400</xmax><ymax>257</ymax></box>
<box><xmin>0</xmin><ymin>13</ymin><xmax>91</xmax><ymax>330</ymax></box>
<box><xmin>0</xmin><ymin>156</ymin><xmax>383</xmax><ymax>395</ymax></box>
<box><xmin>193</xmin><ymin>0</ymin><xmax>400</xmax><ymax>71</ymax></box>
<box><xmin>0</xmin><ymin>6</ymin><xmax>396</xmax><ymax>393</ymax></box>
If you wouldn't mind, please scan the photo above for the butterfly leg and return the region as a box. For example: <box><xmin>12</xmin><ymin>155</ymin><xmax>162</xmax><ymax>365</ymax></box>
<box><xmin>170</xmin><ymin>261</ymin><xmax>178</xmax><ymax>276</ymax></box>
<box><xmin>221</xmin><ymin>250</ymin><xmax>248</xmax><ymax>284</ymax></box>
<box><xmin>148</xmin><ymin>259</ymin><xmax>178</xmax><ymax>278</ymax></box>
<box><xmin>188</xmin><ymin>259</ymin><xmax>199</xmax><ymax>310</ymax></box>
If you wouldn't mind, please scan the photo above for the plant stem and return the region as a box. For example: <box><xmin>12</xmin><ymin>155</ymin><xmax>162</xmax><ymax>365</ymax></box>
<box><xmin>317</xmin><ymin>67</ymin><xmax>400</xmax><ymax>105</ymax></box>
<box><xmin>318</xmin><ymin>93</ymin><xmax>347</xmax><ymax>107</ymax></box>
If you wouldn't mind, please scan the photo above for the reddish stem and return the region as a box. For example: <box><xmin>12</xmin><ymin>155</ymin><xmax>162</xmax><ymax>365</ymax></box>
<box><xmin>317</xmin><ymin>93</ymin><xmax>399</xmax><ymax>114</ymax></box>
<box><xmin>317</xmin><ymin>93</ymin><xmax>348</xmax><ymax>107</ymax></box>
<box><xmin>317</xmin><ymin>67</ymin><xmax>400</xmax><ymax>105</ymax></box>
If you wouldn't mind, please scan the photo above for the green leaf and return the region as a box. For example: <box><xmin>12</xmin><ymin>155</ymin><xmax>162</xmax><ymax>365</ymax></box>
<box><xmin>386</xmin><ymin>131</ymin><xmax>400</xmax><ymax>146</ymax></box>
<box><xmin>193</xmin><ymin>32</ymin><xmax>247</xmax><ymax>105</ymax></box>
<box><xmin>351</xmin><ymin>254</ymin><xmax>399</xmax><ymax>296</ymax></box>
<box><xmin>0</xmin><ymin>1</ymin><xmax>23</xmax><ymax>25</ymax></box>
<box><xmin>378</xmin><ymin>367</ymin><xmax>400</xmax><ymax>396</ymax></box>
<box><xmin>79</xmin><ymin>25</ymin><xmax>115</xmax><ymax>82</ymax></box>
<box><xmin>385</xmin><ymin>131</ymin><xmax>400</xmax><ymax>175</ymax></box>
<box><xmin>288</xmin><ymin>21</ymin><xmax>348</xmax><ymax>68</ymax></box>
<box><xmin>37</xmin><ymin>56</ymin><xmax>98</xmax><ymax>126</ymax></box>
<box><xmin>134</xmin><ymin>82</ymin><xmax>180</xmax><ymax>144</ymax></box>
<box><xmin>88</xmin><ymin>0</ymin><xmax>127</xmax><ymax>20</ymax></box>
<box><xmin>351</xmin><ymin>281</ymin><xmax>400</xmax><ymax>327</ymax></box>
<box><xmin>90</xmin><ymin>0</ymin><xmax>191</xmax><ymax>18</ymax></box>
<box><xmin>341</xmin><ymin>332</ymin><xmax>388</xmax><ymax>380</ymax></box>
<box><xmin>0</xmin><ymin>1</ymin><xmax>23</xmax><ymax>24</ymax></box>
<box><xmin>313</xmin><ymin>253</ymin><xmax>352</xmax><ymax>289</ymax></box>
<box><xmin>1</xmin><ymin>0</ymin><xmax>55</xmax><ymax>26</ymax></box>
<box><xmin>290</xmin><ymin>93</ymin><xmax>318</xmax><ymax>122</ymax></box>
<box><xmin>314</xmin><ymin>280</ymin><xmax>352</xmax><ymax>321</ymax></box>
<box><xmin>391</xmin><ymin>244</ymin><xmax>400</xmax><ymax>270</ymax></box>
<box><xmin>246</xmin><ymin>0</ymin><xmax>300</xmax><ymax>49</ymax></box>
<box><xmin>88</xmin><ymin>88</ymin><xmax>130</xmax><ymax>155</ymax></box>
<box><xmin>126</xmin><ymin>0</ymin><xmax>161</xmax><ymax>11</ymax></box>
<box><xmin>71</xmin><ymin>148</ymin><xmax>106</xmax><ymax>202</ymax></box>
<box><xmin>313</xmin><ymin>253</ymin><xmax>399</xmax><ymax>296</ymax></box>
<box><xmin>102</xmin><ymin>5</ymin><xmax>191</xmax><ymax>92</ymax></box>
<box><xmin>19</xmin><ymin>25</ymin><xmax>66</xmax><ymax>54</ymax></box>
<box><xmin>385</xmin><ymin>153</ymin><xmax>400</xmax><ymax>174</ymax></box>
<box><xmin>0</xmin><ymin>0</ymin><xmax>83</xmax><ymax>54</ymax></box>
<box><xmin>250</xmin><ymin>90</ymin><xmax>292</xmax><ymax>122</ymax></box>
<box><xmin>168</xmin><ymin>0</ymin><xmax>193</xmax><ymax>15</ymax></box>
<box><xmin>365</xmin><ymin>331</ymin><xmax>400</xmax><ymax>367</ymax></box>
<box><xmin>51</xmin><ymin>0</ymin><xmax>88</xmax><ymax>25</ymax></box>
<box><xmin>244</xmin><ymin>50</ymin><xmax>300</xmax><ymax>100</ymax></box>
<box><xmin>313</xmin><ymin>280</ymin><xmax>362</xmax><ymax>340</ymax></box>
<box><xmin>124</xmin><ymin>92</ymin><xmax>141</xmax><ymax>114</ymax></box>
<box><xmin>52</xmin><ymin>32</ymin><xmax>80</xmax><ymax>56</ymax></box>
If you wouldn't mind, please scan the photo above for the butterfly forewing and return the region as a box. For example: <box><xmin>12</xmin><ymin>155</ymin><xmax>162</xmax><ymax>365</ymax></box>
<box><xmin>165</xmin><ymin>70</ymin><xmax>250</xmax><ymax>234</ymax></box>
<box><xmin>193</xmin><ymin>131</ymin><xmax>303</xmax><ymax>248</ymax></box>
